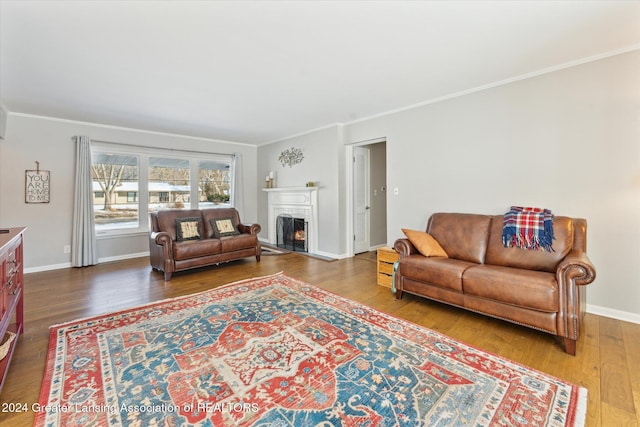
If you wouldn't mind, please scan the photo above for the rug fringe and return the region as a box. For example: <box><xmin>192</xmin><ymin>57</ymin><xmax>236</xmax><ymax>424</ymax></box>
<box><xmin>575</xmin><ymin>387</ymin><xmax>588</xmax><ymax>427</ymax></box>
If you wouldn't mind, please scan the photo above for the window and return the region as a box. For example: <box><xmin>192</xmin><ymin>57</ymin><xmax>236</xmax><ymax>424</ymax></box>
<box><xmin>149</xmin><ymin>157</ymin><xmax>191</xmax><ymax>211</ymax></box>
<box><xmin>91</xmin><ymin>153</ymin><xmax>139</xmax><ymax>231</ymax></box>
<box><xmin>91</xmin><ymin>145</ymin><xmax>233</xmax><ymax>234</ymax></box>
<box><xmin>199</xmin><ymin>159</ymin><xmax>231</xmax><ymax>208</ymax></box>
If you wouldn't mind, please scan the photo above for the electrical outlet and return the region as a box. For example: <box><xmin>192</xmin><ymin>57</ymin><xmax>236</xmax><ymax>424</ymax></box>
<box><xmin>393</xmin><ymin>187</ymin><xmax>399</xmax><ymax>196</ymax></box>
<box><xmin>63</xmin><ymin>245</ymin><xmax>71</xmax><ymax>254</ymax></box>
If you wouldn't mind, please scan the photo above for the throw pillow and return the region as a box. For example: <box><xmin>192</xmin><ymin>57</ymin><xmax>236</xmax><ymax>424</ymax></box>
<box><xmin>401</xmin><ymin>228</ymin><xmax>448</xmax><ymax>258</ymax></box>
<box><xmin>175</xmin><ymin>217</ymin><xmax>202</xmax><ymax>241</ymax></box>
<box><xmin>211</xmin><ymin>217</ymin><xmax>240</xmax><ymax>238</ymax></box>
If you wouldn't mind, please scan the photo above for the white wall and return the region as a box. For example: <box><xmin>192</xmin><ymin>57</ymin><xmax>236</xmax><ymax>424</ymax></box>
<box><xmin>0</xmin><ymin>104</ymin><xmax>7</xmax><ymax>140</ymax></box>
<box><xmin>0</xmin><ymin>114</ymin><xmax>258</xmax><ymax>270</ymax></box>
<box><xmin>344</xmin><ymin>50</ymin><xmax>640</xmax><ymax>321</ymax></box>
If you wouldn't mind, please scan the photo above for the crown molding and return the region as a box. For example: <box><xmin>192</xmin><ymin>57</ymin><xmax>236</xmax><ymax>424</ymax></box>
<box><xmin>8</xmin><ymin>112</ymin><xmax>255</xmax><ymax>147</ymax></box>
<box><xmin>346</xmin><ymin>44</ymin><xmax>640</xmax><ymax>126</ymax></box>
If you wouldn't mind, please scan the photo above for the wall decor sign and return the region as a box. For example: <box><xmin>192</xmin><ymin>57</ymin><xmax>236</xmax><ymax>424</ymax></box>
<box><xmin>25</xmin><ymin>162</ymin><xmax>50</xmax><ymax>203</ymax></box>
<box><xmin>279</xmin><ymin>147</ymin><xmax>304</xmax><ymax>167</ymax></box>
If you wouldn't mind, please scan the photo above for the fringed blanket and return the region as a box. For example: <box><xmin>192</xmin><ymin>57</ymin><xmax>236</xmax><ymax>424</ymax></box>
<box><xmin>502</xmin><ymin>206</ymin><xmax>554</xmax><ymax>251</ymax></box>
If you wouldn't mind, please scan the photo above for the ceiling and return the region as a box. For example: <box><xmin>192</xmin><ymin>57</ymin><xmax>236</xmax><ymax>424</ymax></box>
<box><xmin>1</xmin><ymin>1</ymin><xmax>639</xmax><ymax>146</ymax></box>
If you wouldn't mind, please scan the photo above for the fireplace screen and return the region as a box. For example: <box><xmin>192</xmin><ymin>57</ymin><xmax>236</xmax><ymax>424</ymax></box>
<box><xmin>276</xmin><ymin>214</ymin><xmax>308</xmax><ymax>252</ymax></box>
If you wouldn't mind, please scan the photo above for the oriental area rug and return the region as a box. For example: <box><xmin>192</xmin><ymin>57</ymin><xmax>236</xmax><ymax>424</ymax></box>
<box><xmin>35</xmin><ymin>273</ymin><xmax>586</xmax><ymax>426</ymax></box>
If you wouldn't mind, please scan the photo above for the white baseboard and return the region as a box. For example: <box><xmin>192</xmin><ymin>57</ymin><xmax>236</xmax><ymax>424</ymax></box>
<box><xmin>98</xmin><ymin>252</ymin><xmax>149</xmax><ymax>264</ymax></box>
<box><xmin>315</xmin><ymin>250</ymin><xmax>348</xmax><ymax>260</ymax></box>
<box><xmin>587</xmin><ymin>304</ymin><xmax>640</xmax><ymax>325</ymax></box>
<box><xmin>24</xmin><ymin>252</ymin><xmax>149</xmax><ymax>274</ymax></box>
<box><xmin>25</xmin><ymin>262</ymin><xmax>72</xmax><ymax>274</ymax></box>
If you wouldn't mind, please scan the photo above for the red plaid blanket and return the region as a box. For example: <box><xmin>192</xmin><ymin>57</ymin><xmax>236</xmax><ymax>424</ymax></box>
<box><xmin>502</xmin><ymin>206</ymin><xmax>554</xmax><ymax>251</ymax></box>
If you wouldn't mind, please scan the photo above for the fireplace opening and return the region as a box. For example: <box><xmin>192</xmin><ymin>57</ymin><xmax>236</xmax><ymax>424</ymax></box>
<box><xmin>276</xmin><ymin>214</ymin><xmax>308</xmax><ymax>252</ymax></box>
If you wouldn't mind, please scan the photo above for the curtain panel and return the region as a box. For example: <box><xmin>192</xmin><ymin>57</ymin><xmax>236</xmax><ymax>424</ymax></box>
<box><xmin>72</xmin><ymin>136</ymin><xmax>98</xmax><ymax>267</ymax></box>
<box><xmin>232</xmin><ymin>153</ymin><xmax>244</xmax><ymax>220</ymax></box>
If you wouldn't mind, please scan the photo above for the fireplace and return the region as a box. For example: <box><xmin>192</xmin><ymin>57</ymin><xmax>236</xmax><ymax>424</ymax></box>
<box><xmin>276</xmin><ymin>214</ymin><xmax>308</xmax><ymax>252</ymax></box>
<box><xmin>263</xmin><ymin>187</ymin><xmax>318</xmax><ymax>254</ymax></box>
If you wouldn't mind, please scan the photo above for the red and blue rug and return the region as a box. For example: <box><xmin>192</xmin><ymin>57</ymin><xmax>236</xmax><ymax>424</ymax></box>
<box><xmin>35</xmin><ymin>272</ymin><xmax>586</xmax><ymax>426</ymax></box>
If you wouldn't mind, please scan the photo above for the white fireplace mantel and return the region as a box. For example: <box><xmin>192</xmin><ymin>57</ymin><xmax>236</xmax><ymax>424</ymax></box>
<box><xmin>263</xmin><ymin>187</ymin><xmax>319</xmax><ymax>253</ymax></box>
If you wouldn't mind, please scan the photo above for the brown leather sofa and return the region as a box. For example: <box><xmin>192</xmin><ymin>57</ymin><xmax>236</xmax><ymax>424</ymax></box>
<box><xmin>149</xmin><ymin>208</ymin><xmax>261</xmax><ymax>280</ymax></box>
<box><xmin>394</xmin><ymin>212</ymin><xmax>596</xmax><ymax>355</ymax></box>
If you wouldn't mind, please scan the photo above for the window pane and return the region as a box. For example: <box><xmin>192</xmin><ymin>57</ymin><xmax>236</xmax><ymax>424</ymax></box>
<box><xmin>199</xmin><ymin>160</ymin><xmax>231</xmax><ymax>208</ymax></box>
<box><xmin>149</xmin><ymin>157</ymin><xmax>191</xmax><ymax>211</ymax></box>
<box><xmin>92</xmin><ymin>153</ymin><xmax>139</xmax><ymax>230</ymax></box>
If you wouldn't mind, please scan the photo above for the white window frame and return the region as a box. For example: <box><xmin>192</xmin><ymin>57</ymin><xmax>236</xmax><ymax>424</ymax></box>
<box><xmin>92</xmin><ymin>143</ymin><xmax>234</xmax><ymax>237</ymax></box>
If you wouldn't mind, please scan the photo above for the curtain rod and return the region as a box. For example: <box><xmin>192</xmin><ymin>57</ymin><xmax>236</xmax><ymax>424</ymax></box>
<box><xmin>71</xmin><ymin>136</ymin><xmax>237</xmax><ymax>158</ymax></box>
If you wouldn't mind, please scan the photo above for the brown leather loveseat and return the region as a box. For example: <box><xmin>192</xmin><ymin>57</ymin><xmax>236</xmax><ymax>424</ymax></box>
<box><xmin>149</xmin><ymin>208</ymin><xmax>261</xmax><ymax>280</ymax></box>
<box><xmin>394</xmin><ymin>212</ymin><xmax>596</xmax><ymax>355</ymax></box>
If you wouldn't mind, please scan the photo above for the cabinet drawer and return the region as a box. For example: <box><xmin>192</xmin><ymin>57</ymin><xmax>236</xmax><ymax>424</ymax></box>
<box><xmin>378</xmin><ymin>249</ymin><xmax>399</xmax><ymax>264</ymax></box>
<box><xmin>377</xmin><ymin>273</ymin><xmax>393</xmax><ymax>288</ymax></box>
<box><xmin>378</xmin><ymin>261</ymin><xmax>394</xmax><ymax>275</ymax></box>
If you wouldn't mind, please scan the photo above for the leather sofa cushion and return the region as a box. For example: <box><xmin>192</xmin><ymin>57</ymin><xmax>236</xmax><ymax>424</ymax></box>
<box><xmin>156</xmin><ymin>209</ymin><xmax>205</xmax><ymax>241</ymax></box>
<box><xmin>485</xmin><ymin>215</ymin><xmax>574</xmax><ymax>273</ymax></box>
<box><xmin>427</xmin><ymin>213</ymin><xmax>492</xmax><ymax>264</ymax></box>
<box><xmin>462</xmin><ymin>264</ymin><xmax>558</xmax><ymax>312</ymax></box>
<box><xmin>400</xmin><ymin>255</ymin><xmax>476</xmax><ymax>292</ymax></box>
<box><xmin>173</xmin><ymin>239</ymin><xmax>221</xmax><ymax>261</ymax></box>
<box><xmin>220</xmin><ymin>234</ymin><xmax>258</xmax><ymax>252</ymax></box>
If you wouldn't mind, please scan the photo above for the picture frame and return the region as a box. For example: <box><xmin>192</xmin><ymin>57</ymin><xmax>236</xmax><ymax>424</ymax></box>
<box><xmin>25</xmin><ymin>169</ymin><xmax>50</xmax><ymax>203</ymax></box>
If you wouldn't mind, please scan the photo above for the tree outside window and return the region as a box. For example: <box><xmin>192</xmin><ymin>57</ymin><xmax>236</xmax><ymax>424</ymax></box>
<box><xmin>91</xmin><ymin>153</ymin><xmax>139</xmax><ymax>230</ymax></box>
<box><xmin>199</xmin><ymin>160</ymin><xmax>231</xmax><ymax>207</ymax></box>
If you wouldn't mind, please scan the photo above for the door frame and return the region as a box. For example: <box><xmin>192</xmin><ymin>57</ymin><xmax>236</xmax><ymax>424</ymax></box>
<box><xmin>345</xmin><ymin>137</ymin><xmax>386</xmax><ymax>258</ymax></box>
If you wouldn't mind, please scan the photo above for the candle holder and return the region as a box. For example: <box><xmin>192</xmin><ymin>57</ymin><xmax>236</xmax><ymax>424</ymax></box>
<box><xmin>265</xmin><ymin>173</ymin><xmax>276</xmax><ymax>188</ymax></box>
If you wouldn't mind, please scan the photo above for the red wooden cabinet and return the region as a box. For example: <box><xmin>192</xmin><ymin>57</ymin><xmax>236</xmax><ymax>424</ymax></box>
<box><xmin>0</xmin><ymin>227</ymin><xmax>25</xmax><ymax>394</ymax></box>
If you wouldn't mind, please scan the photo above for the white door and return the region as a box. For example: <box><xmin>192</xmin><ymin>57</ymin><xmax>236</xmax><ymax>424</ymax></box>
<box><xmin>353</xmin><ymin>147</ymin><xmax>370</xmax><ymax>254</ymax></box>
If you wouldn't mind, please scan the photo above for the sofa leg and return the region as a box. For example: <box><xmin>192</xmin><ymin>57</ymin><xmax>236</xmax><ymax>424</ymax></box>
<box><xmin>395</xmin><ymin>289</ymin><xmax>403</xmax><ymax>300</ymax></box>
<box><xmin>256</xmin><ymin>254</ymin><xmax>261</xmax><ymax>262</ymax></box>
<box><xmin>563</xmin><ymin>337</ymin><xmax>577</xmax><ymax>355</ymax></box>
<box><xmin>164</xmin><ymin>271</ymin><xmax>172</xmax><ymax>281</ymax></box>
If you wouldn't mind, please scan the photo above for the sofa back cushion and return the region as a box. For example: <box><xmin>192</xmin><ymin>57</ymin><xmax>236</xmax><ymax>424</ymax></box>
<box><xmin>485</xmin><ymin>215</ymin><xmax>574</xmax><ymax>272</ymax></box>
<box><xmin>202</xmin><ymin>208</ymin><xmax>242</xmax><ymax>238</ymax></box>
<box><xmin>427</xmin><ymin>213</ymin><xmax>492</xmax><ymax>264</ymax></box>
<box><xmin>156</xmin><ymin>209</ymin><xmax>205</xmax><ymax>241</ymax></box>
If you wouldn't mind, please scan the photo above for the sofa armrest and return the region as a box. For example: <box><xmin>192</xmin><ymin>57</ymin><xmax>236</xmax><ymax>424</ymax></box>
<box><xmin>394</xmin><ymin>238</ymin><xmax>418</xmax><ymax>258</ymax></box>
<box><xmin>151</xmin><ymin>231</ymin><xmax>173</xmax><ymax>248</ymax></box>
<box><xmin>557</xmin><ymin>250</ymin><xmax>596</xmax><ymax>287</ymax></box>
<box><xmin>238</xmin><ymin>223</ymin><xmax>261</xmax><ymax>235</ymax></box>
<box><xmin>149</xmin><ymin>231</ymin><xmax>175</xmax><ymax>273</ymax></box>
<box><xmin>555</xmin><ymin>249</ymin><xmax>596</xmax><ymax>347</ymax></box>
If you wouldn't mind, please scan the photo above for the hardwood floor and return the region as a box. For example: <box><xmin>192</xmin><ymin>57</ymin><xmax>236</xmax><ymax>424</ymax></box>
<box><xmin>1</xmin><ymin>252</ymin><xmax>638</xmax><ymax>426</ymax></box>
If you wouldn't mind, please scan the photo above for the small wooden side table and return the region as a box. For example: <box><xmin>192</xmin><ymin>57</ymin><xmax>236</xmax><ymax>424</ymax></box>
<box><xmin>377</xmin><ymin>246</ymin><xmax>399</xmax><ymax>288</ymax></box>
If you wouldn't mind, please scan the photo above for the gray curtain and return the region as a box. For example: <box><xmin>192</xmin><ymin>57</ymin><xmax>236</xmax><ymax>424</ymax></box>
<box><xmin>232</xmin><ymin>153</ymin><xmax>244</xmax><ymax>220</ymax></box>
<box><xmin>71</xmin><ymin>136</ymin><xmax>98</xmax><ymax>267</ymax></box>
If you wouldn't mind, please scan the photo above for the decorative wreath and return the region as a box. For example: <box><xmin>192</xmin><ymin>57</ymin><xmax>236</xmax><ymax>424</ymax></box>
<box><xmin>279</xmin><ymin>147</ymin><xmax>304</xmax><ymax>167</ymax></box>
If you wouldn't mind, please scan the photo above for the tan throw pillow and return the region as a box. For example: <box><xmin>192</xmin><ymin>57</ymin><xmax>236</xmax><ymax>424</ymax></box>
<box><xmin>175</xmin><ymin>217</ymin><xmax>202</xmax><ymax>241</ymax></box>
<box><xmin>211</xmin><ymin>217</ymin><xmax>240</xmax><ymax>238</ymax></box>
<box><xmin>401</xmin><ymin>228</ymin><xmax>448</xmax><ymax>258</ymax></box>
